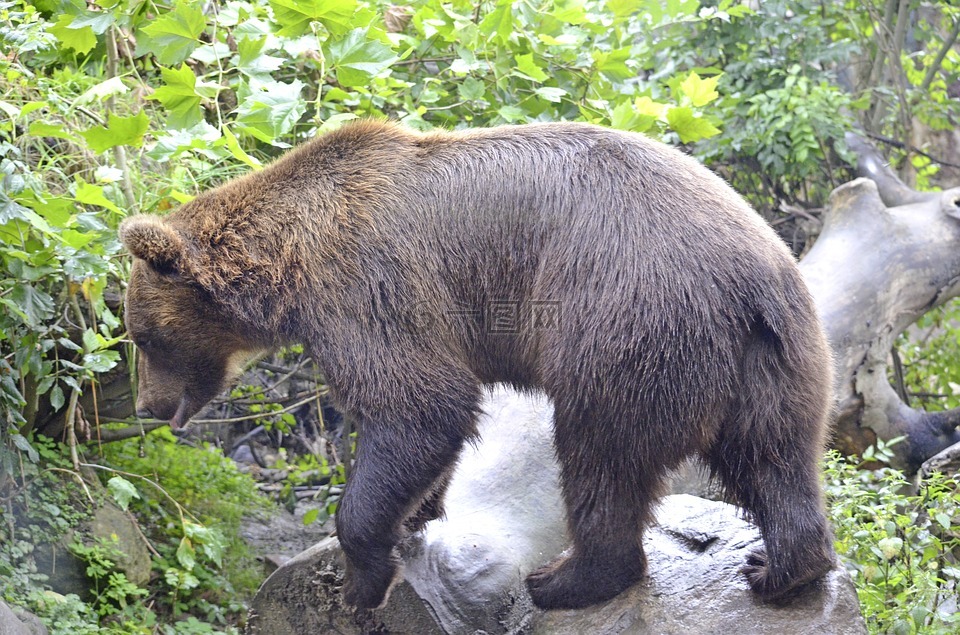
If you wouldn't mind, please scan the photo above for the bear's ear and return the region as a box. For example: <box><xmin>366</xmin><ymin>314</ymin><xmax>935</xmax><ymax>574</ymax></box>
<box><xmin>119</xmin><ymin>215</ymin><xmax>190</xmax><ymax>276</ymax></box>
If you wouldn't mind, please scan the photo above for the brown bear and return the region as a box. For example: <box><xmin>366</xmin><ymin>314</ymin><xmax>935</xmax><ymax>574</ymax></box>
<box><xmin>120</xmin><ymin>120</ymin><xmax>835</xmax><ymax>611</ymax></box>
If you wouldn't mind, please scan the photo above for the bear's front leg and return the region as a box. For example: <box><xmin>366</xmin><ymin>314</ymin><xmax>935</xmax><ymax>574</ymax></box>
<box><xmin>334</xmin><ymin>387</ymin><xmax>479</xmax><ymax>610</ymax></box>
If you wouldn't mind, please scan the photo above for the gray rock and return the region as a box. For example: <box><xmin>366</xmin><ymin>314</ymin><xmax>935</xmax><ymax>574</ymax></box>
<box><xmin>85</xmin><ymin>502</ymin><xmax>152</xmax><ymax>586</ymax></box>
<box><xmin>11</xmin><ymin>606</ymin><xmax>48</xmax><ymax>635</ymax></box>
<box><xmin>240</xmin><ymin>506</ymin><xmax>333</xmax><ymax>564</ymax></box>
<box><xmin>248</xmin><ymin>387</ymin><xmax>866</xmax><ymax>635</ymax></box>
<box><xmin>247</xmin><ymin>497</ymin><xmax>864</xmax><ymax>635</ymax></box>
<box><xmin>529</xmin><ymin>495</ymin><xmax>865</xmax><ymax>635</ymax></box>
<box><xmin>32</xmin><ymin>539</ymin><xmax>90</xmax><ymax>599</ymax></box>
<box><xmin>0</xmin><ymin>600</ymin><xmax>47</xmax><ymax>635</ymax></box>
<box><xmin>246</xmin><ymin>536</ymin><xmax>443</xmax><ymax>635</ymax></box>
<box><xmin>249</xmin><ymin>386</ymin><xmax>562</xmax><ymax>635</ymax></box>
<box><xmin>401</xmin><ymin>388</ymin><xmax>566</xmax><ymax>633</ymax></box>
<box><xmin>34</xmin><ymin>500</ymin><xmax>152</xmax><ymax>597</ymax></box>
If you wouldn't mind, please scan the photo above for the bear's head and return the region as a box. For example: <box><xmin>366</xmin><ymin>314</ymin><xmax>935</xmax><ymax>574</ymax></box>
<box><xmin>120</xmin><ymin>215</ymin><xmax>259</xmax><ymax>430</ymax></box>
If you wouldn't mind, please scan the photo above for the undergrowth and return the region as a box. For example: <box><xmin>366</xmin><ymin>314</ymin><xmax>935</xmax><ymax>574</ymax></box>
<box><xmin>0</xmin><ymin>432</ymin><xmax>274</xmax><ymax>634</ymax></box>
<box><xmin>825</xmin><ymin>441</ymin><xmax>960</xmax><ymax>635</ymax></box>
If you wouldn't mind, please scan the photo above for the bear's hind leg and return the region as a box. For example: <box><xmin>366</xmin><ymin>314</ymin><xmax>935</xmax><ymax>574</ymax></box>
<box><xmin>525</xmin><ymin>402</ymin><xmax>667</xmax><ymax>610</ymax></box>
<box><xmin>709</xmin><ymin>322</ymin><xmax>835</xmax><ymax>601</ymax></box>
<box><xmin>710</xmin><ymin>432</ymin><xmax>834</xmax><ymax>601</ymax></box>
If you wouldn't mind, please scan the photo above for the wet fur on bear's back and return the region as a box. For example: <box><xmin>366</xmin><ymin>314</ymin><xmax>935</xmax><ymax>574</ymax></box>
<box><xmin>121</xmin><ymin>119</ymin><xmax>835</xmax><ymax>611</ymax></box>
<box><xmin>164</xmin><ymin>120</ymin><xmax>812</xmax><ymax>386</ymax></box>
<box><xmin>170</xmin><ymin>121</ymin><xmax>824</xmax><ymax>433</ymax></box>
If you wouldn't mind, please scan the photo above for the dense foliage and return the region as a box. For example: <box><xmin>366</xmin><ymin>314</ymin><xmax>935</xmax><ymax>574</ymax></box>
<box><xmin>0</xmin><ymin>432</ymin><xmax>267</xmax><ymax>633</ymax></box>
<box><xmin>0</xmin><ymin>0</ymin><xmax>959</xmax><ymax>632</ymax></box>
<box><xmin>826</xmin><ymin>444</ymin><xmax>960</xmax><ymax>635</ymax></box>
<box><xmin>895</xmin><ymin>298</ymin><xmax>960</xmax><ymax>413</ymax></box>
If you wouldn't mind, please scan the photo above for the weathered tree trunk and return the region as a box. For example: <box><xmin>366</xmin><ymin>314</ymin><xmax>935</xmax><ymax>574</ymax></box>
<box><xmin>799</xmin><ymin>133</ymin><xmax>960</xmax><ymax>469</ymax></box>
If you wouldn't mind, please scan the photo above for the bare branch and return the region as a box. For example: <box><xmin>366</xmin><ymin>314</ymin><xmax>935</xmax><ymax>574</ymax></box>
<box><xmin>843</xmin><ymin>132</ymin><xmax>933</xmax><ymax>206</ymax></box>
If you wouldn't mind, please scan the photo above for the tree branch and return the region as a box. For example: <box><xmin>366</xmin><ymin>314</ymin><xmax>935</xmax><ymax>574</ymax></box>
<box><xmin>106</xmin><ymin>26</ymin><xmax>137</xmax><ymax>212</ymax></box>
<box><xmin>843</xmin><ymin>132</ymin><xmax>933</xmax><ymax>206</ymax></box>
<box><xmin>920</xmin><ymin>16</ymin><xmax>960</xmax><ymax>93</ymax></box>
<box><xmin>864</xmin><ymin>132</ymin><xmax>960</xmax><ymax>170</ymax></box>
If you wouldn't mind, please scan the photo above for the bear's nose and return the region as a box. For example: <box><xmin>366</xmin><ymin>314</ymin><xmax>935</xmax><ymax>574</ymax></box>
<box><xmin>136</xmin><ymin>406</ymin><xmax>154</xmax><ymax>419</ymax></box>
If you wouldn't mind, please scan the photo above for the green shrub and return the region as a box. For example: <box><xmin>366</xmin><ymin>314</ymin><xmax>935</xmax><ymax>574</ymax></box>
<box><xmin>100</xmin><ymin>428</ymin><xmax>273</xmax><ymax>617</ymax></box>
<box><xmin>893</xmin><ymin>298</ymin><xmax>960</xmax><ymax>412</ymax></box>
<box><xmin>825</xmin><ymin>444</ymin><xmax>960</xmax><ymax>635</ymax></box>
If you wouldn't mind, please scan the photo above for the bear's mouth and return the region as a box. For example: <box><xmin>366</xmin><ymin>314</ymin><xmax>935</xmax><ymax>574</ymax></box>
<box><xmin>169</xmin><ymin>397</ymin><xmax>193</xmax><ymax>431</ymax></box>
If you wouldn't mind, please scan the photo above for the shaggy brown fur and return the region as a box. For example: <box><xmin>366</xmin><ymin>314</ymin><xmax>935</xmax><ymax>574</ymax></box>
<box><xmin>120</xmin><ymin>120</ymin><xmax>835</xmax><ymax>611</ymax></box>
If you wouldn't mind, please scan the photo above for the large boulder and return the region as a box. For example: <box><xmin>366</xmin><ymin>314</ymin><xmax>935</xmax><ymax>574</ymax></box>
<box><xmin>0</xmin><ymin>600</ymin><xmax>47</xmax><ymax>635</ymax></box>
<box><xmin>84</xmin><ymin>501</ymin><xmax>152</xmax><ymax>586</ymax></box>
<box><xmin>247</xmin><ymin>387</ymin><xmax>866</xmax><ymax>634</ymax></box>
<box><xmin>529</xmin><ymin>495</ymin><xmax>864</xmax><ymax>635</ymax></box>
<box><xmin>33</xmin><ymin>499</ymin><xmax>152</xmax><ymax>598</ymax></box>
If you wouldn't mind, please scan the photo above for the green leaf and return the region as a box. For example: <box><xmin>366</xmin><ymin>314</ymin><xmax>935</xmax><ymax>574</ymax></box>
<box><xmin>70</xmin><ymin>11</ymin><xmax>115</xmax><ymax>35</ymax></box>
<box><xmin>610</xmin><ymin>99</ymin><xmax>640</xmax><ymax>130</ymax></box>
<box><xmin>74</xmin><ymin>179</ymin><xmax>122</xmax><ymax>214</ymax></box>
<box><xmin>679</xmin><ymin>71</ymin><xmax>721</xmax><ymax>107</ymax></box>
<box><xmin>878</xmin><ymin>536</ymin><xmax>903</xmax><ymax>561</ymax></box>
<box><xmin>534</xmin><ymin>86</ymin><xmax>567</xmax><ymax>103</ymax></box>
<box><xmin>666</xmin><ymin>106</ymin><xmax>721</xmax><ymax>143</ymax></box>
<box><xmin>75</xmin><ymin>77</ymin><xmax>128</xmax><ymax>106</ymax></box>
<box><xmin>514</xmin><ymin>54</ymin><xmax>548</xmax><ymax>82</ymax></box>
<box><xmin>221</xmin><ymin>125</ymin><xmax>262</xmax><ymax>169</ymax></box>
<box><xmin>16</xmin><ymin>191</ymin><xmax>72</xmax><ymax>229</ymax></box>
<box><xmin>497</xmin><ymin>105</ymin><xmax>526</xmax><ymax>122</ymax></box>
<box><xmin>184</xmin><ymin>522</ymin><xmax>226</xmax><ymax>566</ymax></box>
<box><xmin>268</xmin><ymin>0</ymin><xmax>359</xmax><ymax>37</ymax></box>
<box><xmin>8</xmin><ymin>285</ymin><xmax>55</xmax><ymax>328</ymax></box>
<box><xmin>78</xmin><ymin>112</ymin><xmax>149</xmax><ymax>153</ymax></box>
<box><xmin>83</xmin><ymin>350</ymin><xmax>120</xmax><ymax>373</ymax></box>
<box><xmin>176</xmin><ymin>537</ymin><xmax>197</xmax><ymax>571</ymax></box>
<box><xmin>21</xmin><ymin>101</ymin><xmax>47</xmax><ymax>117</ymax></box>
<box><xmin>236</xmin><ymin>80</ymin><xmax>306</xmax><ymax>143</ymax></box>
<box><xmin>325</xmin><ymin>28</ymin><xmax>398</xmax><ymax>87</ymax></box>
<box><xmin>0</xmin><ymin>101</ymin><xmax>19</xmax><ymax>119</ymax></box>
<box><xmin>49</xmin><ymin>15</ymin><xmax>97</xmax><ymax>54</ymax></box>
<box><xmin>28</xmin><ymin>122</ymin><xmax>75</xmax><ymax>142</ymax></box>
<box><xmin>237</xmin><ymin>37</ymin><xmax>284</xmax><ymax>81</ymax></box>
<box><xmin>634</xmin><ymin>96</ymin><xmax>668</xmax><ymax>118</ymax></box>
<box><xmin>50</xmin><ymin>384</ymin><xmax>65</xmax><ymax>411</ymax></box>
<box><xmin>150</xmin><ymin>64</ymin><xmax>203</xmax><ymax>130</ymax></box>
<box><xmin>148</xmin><ymin>122</ymin><xmax>223</xmax><ymax>161</ymax></box>
<box><xmin>537</xmin><ymin>32</ymin><xmax>580</xmax><ymax>46</ymax></box>
<box><xmin>81</xmin><ymin>328</ymin><xmax>100</xmax><ymax>354</ymax></box>
<box><xmin>107</xmin><ymin>476</ymin><xmax>141</xmax><ymax>511</ymax></box>
<box><xmin>303</xmin><ymin>508</ymin><xmax>319</xmax><ymax>525</ymax></box>
<box><xmin>479</xmin><ymin>0</ymin><xmax>513</xmax><ymax>45</ymax></box>
<box><xmin>191</xmin><ymin>41</ymin><xmax>232</xmax><ymax>65</ymax></box>
<box><xmin>11</xmin><ymin>434</ymin><xmax>39</xmax><ymax>463</ymax></box>
<box><xmin>318</xmin><ymin>112</ymin><xmax>360</xmax><ymax>133</ymax></box>
<box><xmin>61</xmin><ymin>229</ymin><xmax>95</xmax><ymax>249</ymax></box>
<box><xmin>140</xmin><ymin>1</ymin><xmax>207</xmax><ymax>66</ymax></box>
<box><xmin>593</xmin><ymin>47</ymin><xmax>632</xmax><ymax>81</ymax></box>
<box><xmin>458</xmin><ymin>77</ymin><xmax>486</xmax><ymax>101</ymax></box>
<box><xmin>936</xmin><ymin>512</ymin><xmax>951</xmax><ymax>530</ymax></box>
<box><xmin>606</xmin><ymin>0</ymin><xmax>642</xmax><ymax>18</ymax></box>
<box><xmin>551</xmin><ymin>0</ymin><xmax>587</xmax><ymax>24</ymax></box>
